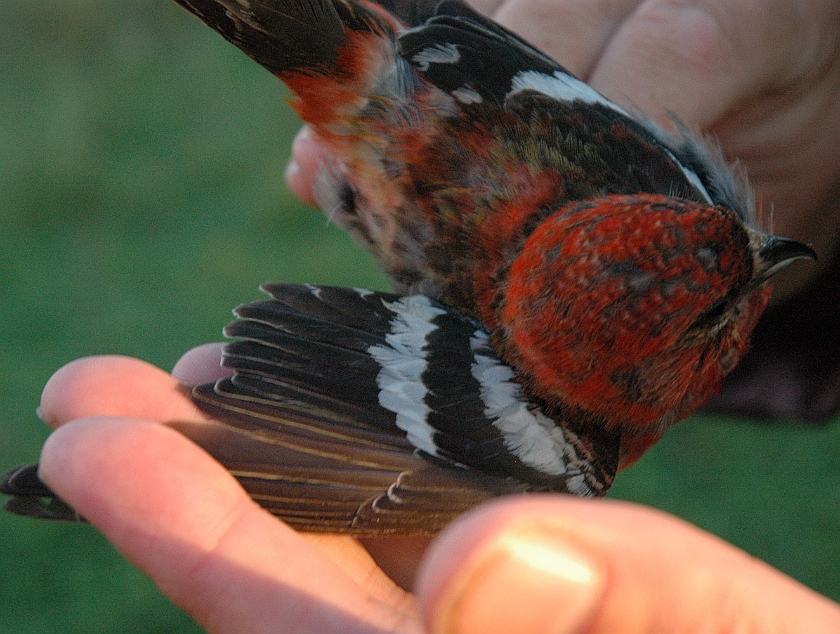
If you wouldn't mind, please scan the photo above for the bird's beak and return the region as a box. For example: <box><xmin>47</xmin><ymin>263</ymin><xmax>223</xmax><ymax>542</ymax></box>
<box><xmin>749</xmin><ymin>234</ymin><xmax>817</xmax><ymax>290</ymax></box>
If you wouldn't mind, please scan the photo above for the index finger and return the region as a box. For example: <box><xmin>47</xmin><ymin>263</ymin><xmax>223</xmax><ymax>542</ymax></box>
<box><xmin>38</xmin><ymin>355</ymin><xmax>210</xmax><ymax>430</ymax></box>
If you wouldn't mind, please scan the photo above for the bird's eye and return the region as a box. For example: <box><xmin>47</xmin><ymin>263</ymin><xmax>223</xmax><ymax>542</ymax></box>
<box><xmin>694</xmin><ymin>297</ymin><xmax>729</xmax><ymax>328</ymax></box>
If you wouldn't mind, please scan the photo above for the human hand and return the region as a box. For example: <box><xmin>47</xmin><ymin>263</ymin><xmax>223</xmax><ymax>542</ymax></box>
<box><xmin>287</xmin><ymin>0</ymin><xmax>840</xmax><ymax>301</ymax></box>
<box><xmin>34</xmin><ymin>348</ymin><xmax>840</xmax><ymax>633</ymax></box>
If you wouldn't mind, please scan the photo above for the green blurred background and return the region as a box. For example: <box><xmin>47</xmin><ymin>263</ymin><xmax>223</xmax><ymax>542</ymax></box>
<box><xmin>0</xmin><ymin>1</ymin><xmax>837</xmax><ymax>631</ymax></box>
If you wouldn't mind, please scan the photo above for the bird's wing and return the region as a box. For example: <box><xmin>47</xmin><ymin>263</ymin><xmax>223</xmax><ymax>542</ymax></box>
<box><xmin>395</xmin><ymin>0</ymin><xmax>562</xmax><ymax>106</ymax></box>
<box><xmin>3</xmin><ymin>283</ymin><xmax>619</xmax><ymax>534</ymax></box>
<box><xmin>393</xmin><ymin>0</ymin><xmax>753</xmax><ymax>215</ymax></box>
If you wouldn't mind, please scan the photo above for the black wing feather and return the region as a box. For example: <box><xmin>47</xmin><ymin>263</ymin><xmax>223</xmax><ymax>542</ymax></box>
<box><xmin>4</xmin><ymin>283</ymin><xmax>618</xmax><ymax>533</ymax></box>
<box><xmin>396</xmin><ymin>0</ymin><xmax>561</xmax><ymax>105</ymax></box>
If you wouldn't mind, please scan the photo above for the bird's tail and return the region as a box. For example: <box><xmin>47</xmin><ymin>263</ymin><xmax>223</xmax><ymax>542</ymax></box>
<box><xmin>173</xmin><ymin>0</ymin><xmax>407</xmax><ymax>128</ymax></box>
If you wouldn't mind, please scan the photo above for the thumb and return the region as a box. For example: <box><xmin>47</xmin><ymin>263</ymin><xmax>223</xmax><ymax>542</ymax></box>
<box><xmin>416</xmin><ymin>496</ymin><xmax>840</xmax><ymax>634</ymax></box>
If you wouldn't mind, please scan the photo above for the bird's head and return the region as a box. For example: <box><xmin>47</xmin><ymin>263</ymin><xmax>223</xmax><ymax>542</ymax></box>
<box><xmin>497</xmin><ymin>193</ymin><xmax>815</xmax><ymax>454</ymax></box>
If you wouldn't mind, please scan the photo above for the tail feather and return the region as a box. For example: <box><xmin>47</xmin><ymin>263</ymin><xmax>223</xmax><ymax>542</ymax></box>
<box><xmin>173</xmin><ymin>0</ymin><xmax>400</xmax><ymax>77</ymax></box>
<box><xmin>174</xmin><ymin>0</ymin><xmax>347</xmax><ymax>75</ymax></box>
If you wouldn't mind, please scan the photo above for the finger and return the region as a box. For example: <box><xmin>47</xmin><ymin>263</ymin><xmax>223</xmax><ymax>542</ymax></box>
<box><xmin>417</xmin><ymin>496</ymin><xmax>840</xmax><ymax>634</ymax></box>
<box><xmin>488</xmin><ymin>0</ymin><xmax>640</xmax><ymax>78</ymax></box>
<box><xmin>38</xmin><ymin>356</ymin><xmax>208</xmax><ymax>430</ymax></box>
<box><xmin>39</xmin><ymin>417</ymin><xmax>422</xmax><ymax>634</ymax></box>
<box><xmin>171</xmin><ymin>342</ymin><xmax>230</xmax><ymax>385</ymax></box>
<box><xmin>589</xmin><ymin>0</ymin><xmax>808</xmax><ymax>126</ymax></box>
<box><xmin>286</xmin><ymin>126</ymin><xmax>328</xmax><ymax>207</ymax></box>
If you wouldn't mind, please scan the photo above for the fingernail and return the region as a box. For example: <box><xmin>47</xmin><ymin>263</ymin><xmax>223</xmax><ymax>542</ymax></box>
<box><xmin>433</xmin><ymin>527</ymin><xmax>604</xmax><ymax>634</ymax></box>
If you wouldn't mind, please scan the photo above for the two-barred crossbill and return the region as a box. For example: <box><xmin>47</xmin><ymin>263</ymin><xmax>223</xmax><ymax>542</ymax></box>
<box><xmin>2</xmin><ymin>0</ymin><xmax>814</xmax><ymax>533</ymax></box>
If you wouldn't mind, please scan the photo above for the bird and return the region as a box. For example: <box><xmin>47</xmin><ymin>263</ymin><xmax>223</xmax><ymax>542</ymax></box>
<box><xmin>1</xmin><ymin>0</ymin><xmax>815</xmax><ymax>534</ymax></box>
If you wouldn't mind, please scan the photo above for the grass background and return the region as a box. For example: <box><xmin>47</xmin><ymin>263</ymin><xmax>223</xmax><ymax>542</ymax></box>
<box><xmin>0</xmin><ymin>1</ymin><xmax>837</xmax><ymax>631</ymax></box>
